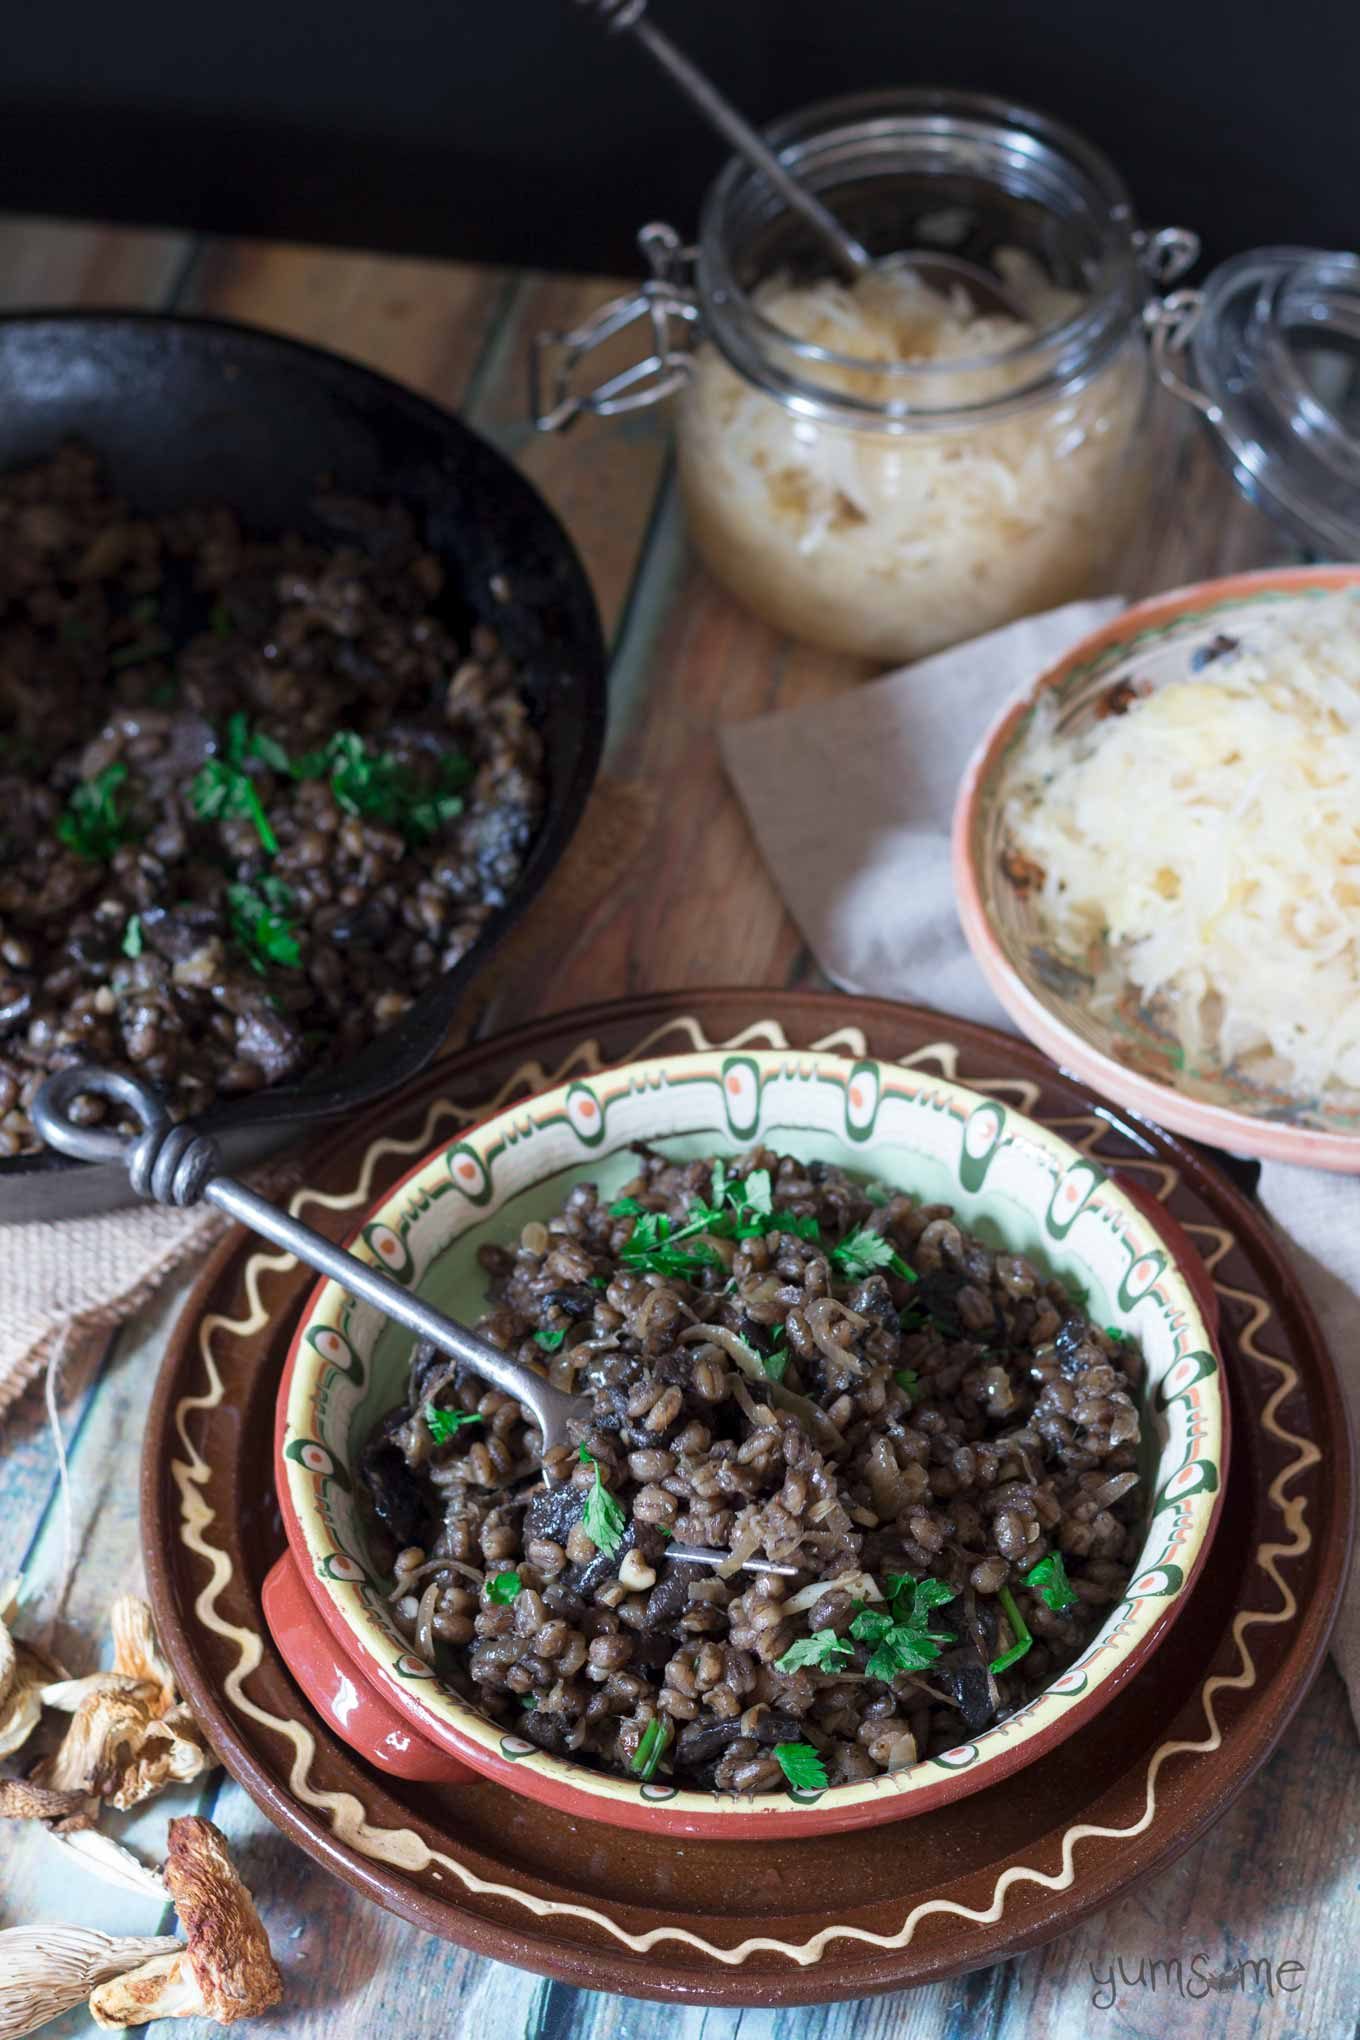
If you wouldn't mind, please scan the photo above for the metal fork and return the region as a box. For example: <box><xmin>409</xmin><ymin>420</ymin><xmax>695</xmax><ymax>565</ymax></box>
<box><xmin>33</xmin><ymin>1064</ymin><xmax>797</xmax><ymax>1577</ymax></box>
<box><xmin>571</xmin><ymin>0</ymin><xmax>1024</xmax><ymax>317</ymax></box>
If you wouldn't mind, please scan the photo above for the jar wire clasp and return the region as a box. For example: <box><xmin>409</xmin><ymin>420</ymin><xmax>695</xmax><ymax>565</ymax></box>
<box><xmin>531</xmin><ymin>223</ymin><xmax>699</xmax><ymax>432</ymax></box>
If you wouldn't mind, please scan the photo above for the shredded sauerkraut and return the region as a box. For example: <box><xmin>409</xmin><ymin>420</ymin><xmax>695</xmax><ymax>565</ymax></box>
<box><xmin>1004</xmin><ymin>588</ymin><xmax>1360</xmax><ymax>1096</ymax></box>
<box><xmin>678</xmin><ymin>255</ymin><xmax>1147</xmax><ymax>662</ymax></box>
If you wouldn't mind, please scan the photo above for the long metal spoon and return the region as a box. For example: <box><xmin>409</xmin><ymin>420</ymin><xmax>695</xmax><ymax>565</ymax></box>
<box><xmin>573</xmin><ymin>0</ymin><xmax>1024</xmax><ymax>318</ymax></box>
<box><xmin>32</xmin><ymin>1064</ymin><xmax>797</xmax><ymax>1577</ymax></box>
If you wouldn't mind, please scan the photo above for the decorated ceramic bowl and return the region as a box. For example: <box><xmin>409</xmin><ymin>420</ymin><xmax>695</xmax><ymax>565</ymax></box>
<box><xmin>268</xmin><ymin>1048</ymin><xmax>1227</xmax><ymax>1840</ymax></box>
<box><xmin>952</xmin><ymin>564</ymin><xmax>1360</xmax><ymax>1171</ymax></box>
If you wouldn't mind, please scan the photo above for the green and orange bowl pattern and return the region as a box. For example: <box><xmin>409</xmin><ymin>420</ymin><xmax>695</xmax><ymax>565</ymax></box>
<box><xmin>952</xmin><ymin>565</ymin><xmax>1360</xmax><ymax>1173</ymax></box>
<box><xmin>276</xmin><ymin>1048</ymin><xmax>1226</xmax><ymax>1839</ymax></box>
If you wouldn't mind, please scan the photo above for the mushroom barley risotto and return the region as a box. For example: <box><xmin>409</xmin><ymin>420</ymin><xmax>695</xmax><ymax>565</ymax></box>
<box><xmin>359</xmin><ymin>1147</ymin><xmax>1147</xmax><ymax>1796</ymax></box>
<box><xmin>0</xmin><ymin>444</ymin><xmax>544</xmax><ymax>1154</ymax></box>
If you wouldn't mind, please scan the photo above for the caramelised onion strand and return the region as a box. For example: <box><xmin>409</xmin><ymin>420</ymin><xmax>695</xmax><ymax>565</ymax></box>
<box><xmin>385</xmin><ymin>1558</ymin><xmax>483</xmax><ymax>1601</ymax></box>
<box><xmin>1090</xmin><ymin>1470</ymin><xmax>1141</xmax><ymax>1508</ymax></box>
<box><xmin>679</xmin><ymin>1322</ymin><xmax>844</xmax><ymax>1450</ymax></box>
<box><xmin>414</xmin><ymin>1581</ymin><xmax>441</xmax><ymax>1661</ymax></box>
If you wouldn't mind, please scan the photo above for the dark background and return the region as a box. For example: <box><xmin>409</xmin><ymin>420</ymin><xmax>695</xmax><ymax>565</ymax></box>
<box><xmin>3</xmin><ymin>0</ymin><xmax>1354</xmax><ymax>275</ymax></box>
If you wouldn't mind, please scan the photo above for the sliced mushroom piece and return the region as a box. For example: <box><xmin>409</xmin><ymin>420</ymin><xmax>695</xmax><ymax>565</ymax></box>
<box><xmin>0</xmin><ymin>1926</ymin><xmax>181</xmax><ymax>2040</ymax></box>
<box><xmin>88</xmin><ymin>1816</ymin><xmax>283</xmax><ymax>2028</ymax></box>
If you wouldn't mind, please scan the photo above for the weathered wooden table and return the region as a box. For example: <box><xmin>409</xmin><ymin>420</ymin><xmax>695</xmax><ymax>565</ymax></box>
<box><xmin>2</xmin><ymin>214</ymin><xmax>1354</xmax><ymax>2040</ymax></box>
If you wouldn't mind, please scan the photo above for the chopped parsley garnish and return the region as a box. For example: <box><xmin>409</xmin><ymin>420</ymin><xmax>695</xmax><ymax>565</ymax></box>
<box><xmin>762</xmin><ymin>1327</ymin><xmax>789</xmax><ymax>1384</ymax></box>
<box><xmin>189</xmin><ymin>756</ymin><xmax>278</xmax><ymax>855</ymax></box>
<box><xmin>988</xmin><ymin>1586</ymin><xmax>1033</xmax><ymax>1673</ymax></box>
<box><xmin>533</xmin><ymin>1327</ymin><xmax>567</xmax><ymax>1352</ymax></box>
<box><xmin>225</xmin><ymin>711</ymin><xmax>293</xmax><ymax>777</ymax></box>
<box><xmin>209</xmin><ymin>598</ymin><xmax>235</xmax><ymax>637</ymax></box>
<box><xmin>323</xmin><ymin>730</ymin><xmax>473</xmax><ymax>843</ymax></box>
<box><xmin>893</xmin><ymin>1368</ymin><xmax>919</xmax><ymax>1400</ymax></box>
<box><xmin>1104</xmin><ymin>1324</ymin><xmax>1126</xmax><ymax>1343</ymax></box>
<box><xmin>486</xmin><ymin>1570</ymin><xmax>523</xmax><ymax>1605</ymax></box>
<box><xmin>56</xmin><ymin>763</ymin><xmax>138</xmax><ymax>862</ymax></box>
<box><xmin>587</xmin><ymin>1274</ymin><xmax>609</xmax><ymax>1290</ymax></box>
<box><xmin>424</xmin><ymin>1403</ymin><xmax>484</xmax><ymax>1444</ymax></box>
<box><xmin>850</xmin><ymin>1572</ymin><xmax>957</xmax><ymax>1680</ymax></box>
<box><xmin>630</xmin><ymin>1715</ymin><xmax>674</xmax><ymax>1781</ymax></box>
<box><xmin>1024</xmin><ymin>1552</ymin><xmax>1078</xmax><ymax>1613</ymax></box>
<box><xmin>579</xmin><ymin>1444</ymin><xmax>627</xmax><ymax>1557</ymax></box>
<box><xmin>775</xmin><ymin>1628</ymin><xmax>854</xmax><ymax>1676</ymax></box>
<box><xmin>615</xmin><ymin>1208</ymin><xmax>723</xmax><ymax>1282</ymax></box>
<box><xmin>774</xmin><ymin>1742</ymin><xmax>828</xmax><ymax>1790</ymax></box>
<box><xmin>121</xmin><ymin>912</ymin><xmax>144</xmax><ymax>959</ymax></box>
<box><xmin>831</xmin><ymin>1227</ymin><xmax>917</xmax><ymax>1283</ymax></box>
<box><xmin>611</xmin><ymin>1161</ymin><xmax>819</xmax><ymax>1278</ymax></box>
<box><xmin>226</xmin><ymin>876</ymin><xmax>301</xmax><ymax>973</ymax></box>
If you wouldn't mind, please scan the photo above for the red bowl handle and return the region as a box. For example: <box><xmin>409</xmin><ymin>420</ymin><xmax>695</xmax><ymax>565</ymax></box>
<box><xmin>1112</xmin><ymin>1172</ymin><xmax>1221</xmax><ymax>1345</ymax></box>
<box><xmin>262</xmin><ymin>1550</ymin><xmax>474</xmax><ymax>1786</ymax></box>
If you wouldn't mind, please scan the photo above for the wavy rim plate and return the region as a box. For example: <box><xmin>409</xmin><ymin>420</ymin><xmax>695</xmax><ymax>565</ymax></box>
<box><xmin>952</xmin><ymin>565</ymin><xmax>1360</xmax><ymax>1171</ymax></box>
<box><xmin>141</xmin><ymin>990</ymin><xmax>1353</xmax><ymax>2007</ymax></box>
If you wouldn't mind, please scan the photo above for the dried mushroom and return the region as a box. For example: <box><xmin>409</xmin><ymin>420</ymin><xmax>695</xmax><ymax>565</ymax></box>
<box><xmin>0</xmin><ymin>1925</ymin><xmax>180</xmax><ymax>2040</ymax></box>
<box><xmin>0</xmin><ymin>1776</ymin><xmax>93</xmax><ymax>1828</ymax></box>
<box><xmin>29</xmin><ymin>1595</ymin><xmax>211</xmax><ymax>1811</ymax></box>
<box><xmin>88</xmin><ymin>1816</ymin><xmax>284</xmax><ymax>2028</ymax></box>
<box><xmin>0</xmin><ymin>1581</ymin><xmax>65</xmax><ymax>1762</ymax></box>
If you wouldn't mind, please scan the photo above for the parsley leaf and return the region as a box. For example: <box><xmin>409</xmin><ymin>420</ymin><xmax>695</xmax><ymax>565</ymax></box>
<box><xmin>226</xmin><ymin>877</ymin><xmax>301</xmax><ymax>973</ymax></box>
<box><xmin>763</xmin><ymin>1328</ymin><xmax>789</xmax><ymax>1385</ymax></box>
<box><xmin>579</xmin><ymin>1444</ymin><xmax>627</xmax><ymax>1557</ymax></box>
<box><xmin>630</xmin><ymin>1715</ymin><xmax>674</xmax><ymax>1781</ymax></box>
<box><xmin>56</xmin><ymin>763</ymin><xmax>138</xmax><ymax>862</ymax></box>
<box><xmin>832</xmin><ymin>1227</ymin><xmax>918</xmax><ymax>1283</ymax></box>
<box><xmin>617</xmin><ymin>1209</ymin><xmax>722</xmax><ymax>1281</ymax></box>
<box><xmin>189</xmin><ymin>756</ymin><xmax>278</xmax><ymax>855</ymax></box>
<box><xmin>988</xmin><ymin>1585</ymin><xmax>1033</xmax><ymax>1673</ymax></box>
<box><xmin>850</xmin><ymin>1572</ymin><xmax>957</xmax><ymax>1680</ymax></box>
<box><xmin>121</xmin><ymin>912</ymin><xmax>144</xmax><ymax>959</ymax></box>
<box><xmin>1104</xmin><ymin>1324</ymin><xmax>1126</xmax><ymax>1343</ymax></box>
<box><xmin>533</xmin><ymin>1327</ymin><xmax>567</xmax><ymax>1352</ymax></box>
<box><xmin>1024</xmin><ymin>1552</ymin><xmax>1078</xmax><ymax>1613</ymax></box>
<box><xmin>774</xmin><ymin>1742</ymin><xmax>828</xmax><ymax>1790</ymax></box>
<box><xmin>325</xmin><ymin>729</ymin><xmax>472</xmax><ymax>843</ymax></box>
<box><xmin>486</xmin><ymin>1570</ymin><xmax>523</xmax><ymax>1605</ymax></box>
<box><xmin>893</xmin><ymin>1368</ymin><xmax>919</xmax><ymax>1399</ymax></box>
<box><xmin>775</xmin><ymin>1629</ymin><xmax>854</xmax><ymax>1676</ymax></box>
<box><xmin>209</xmin><ymin>598</ymin><xmax>235</xmax><ymax>637</ymax></box>
<box><xmin>425</xmin><ymin>1403</ymin><xmax>483</xmax><ymax>1444</ymax></box>
<box><xmin>609</xmin><ymin>1196</ymin><xmax>647</xmax><ymax>1218</ymax></box>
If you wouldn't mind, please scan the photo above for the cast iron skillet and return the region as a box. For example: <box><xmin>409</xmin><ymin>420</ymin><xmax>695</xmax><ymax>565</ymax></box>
<box><xmin>0</xmin><ymin>313</ymin><xmax>607</xmax><ymax>1222</ymax></box>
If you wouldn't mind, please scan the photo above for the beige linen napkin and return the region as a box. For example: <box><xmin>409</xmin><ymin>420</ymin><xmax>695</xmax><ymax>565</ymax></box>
<box><xmin>721</xmin><ymin>598</ymin><xmax>1360</xmax><ymax>1730</ymax></box>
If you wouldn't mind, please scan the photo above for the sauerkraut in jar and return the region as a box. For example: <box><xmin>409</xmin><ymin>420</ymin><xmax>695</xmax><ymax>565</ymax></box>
<box><xmin>534</xmin><ymin>91</ymin><xmax>1197</xmax><ymax>667</ymax></box>
<box><xmin>678</xmin><ymin>255</ymin><xmax>1150</xmax><ymax>663</ymax></box>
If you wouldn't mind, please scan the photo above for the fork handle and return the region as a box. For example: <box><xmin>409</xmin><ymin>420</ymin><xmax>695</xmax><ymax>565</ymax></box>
<box><xmin>581</xmin><ymin>2</ymin><xmax>870</xmax><ymax>282</ymax></box>
<box><xmin>31</xmin><ymin>1064</ymin><xmax>583</xmax><ymax>1452</ymax></box>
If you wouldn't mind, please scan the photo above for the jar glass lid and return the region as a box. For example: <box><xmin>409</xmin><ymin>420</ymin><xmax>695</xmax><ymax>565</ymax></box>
<box><xmin>1186</xmin><ymin>245</ymin><xmax>1360</xmax><ymax>555</ymax></box>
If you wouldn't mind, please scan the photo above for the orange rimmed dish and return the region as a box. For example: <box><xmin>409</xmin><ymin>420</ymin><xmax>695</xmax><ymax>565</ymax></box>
<box><xmin>952</xmin><ymin>564</ymin><xmax>1360</xmax><ymax>1171</ymax></box>
<box><xmin>269</xmin><ymin>1048</ymin><xmax>1226</xmax><ymax>1840</ymax></box>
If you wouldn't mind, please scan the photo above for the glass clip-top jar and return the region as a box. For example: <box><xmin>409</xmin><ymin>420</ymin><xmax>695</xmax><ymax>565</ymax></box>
<box><xmin>1149</xmin><ymin>248</ymin><xmax>1360</xmax><ymax>560</ymax></box>
<box><xmin>532</xmin><ymin>89</ymin><xmax>1200</xmax><ymax>664</ymax></box>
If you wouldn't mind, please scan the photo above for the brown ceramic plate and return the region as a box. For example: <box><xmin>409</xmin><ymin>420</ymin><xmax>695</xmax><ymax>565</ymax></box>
<box><xmin>141</xmin><ymin>991</ymin><xmax>1353</xmax><ymax>2008</ymax></box>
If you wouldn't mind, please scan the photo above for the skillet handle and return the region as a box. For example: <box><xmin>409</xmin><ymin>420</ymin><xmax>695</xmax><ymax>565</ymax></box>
<box><xmin>1113</xmin><ymin>1172</ymin><xmax>1221</xmax><ymax>1345</ymax></box>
